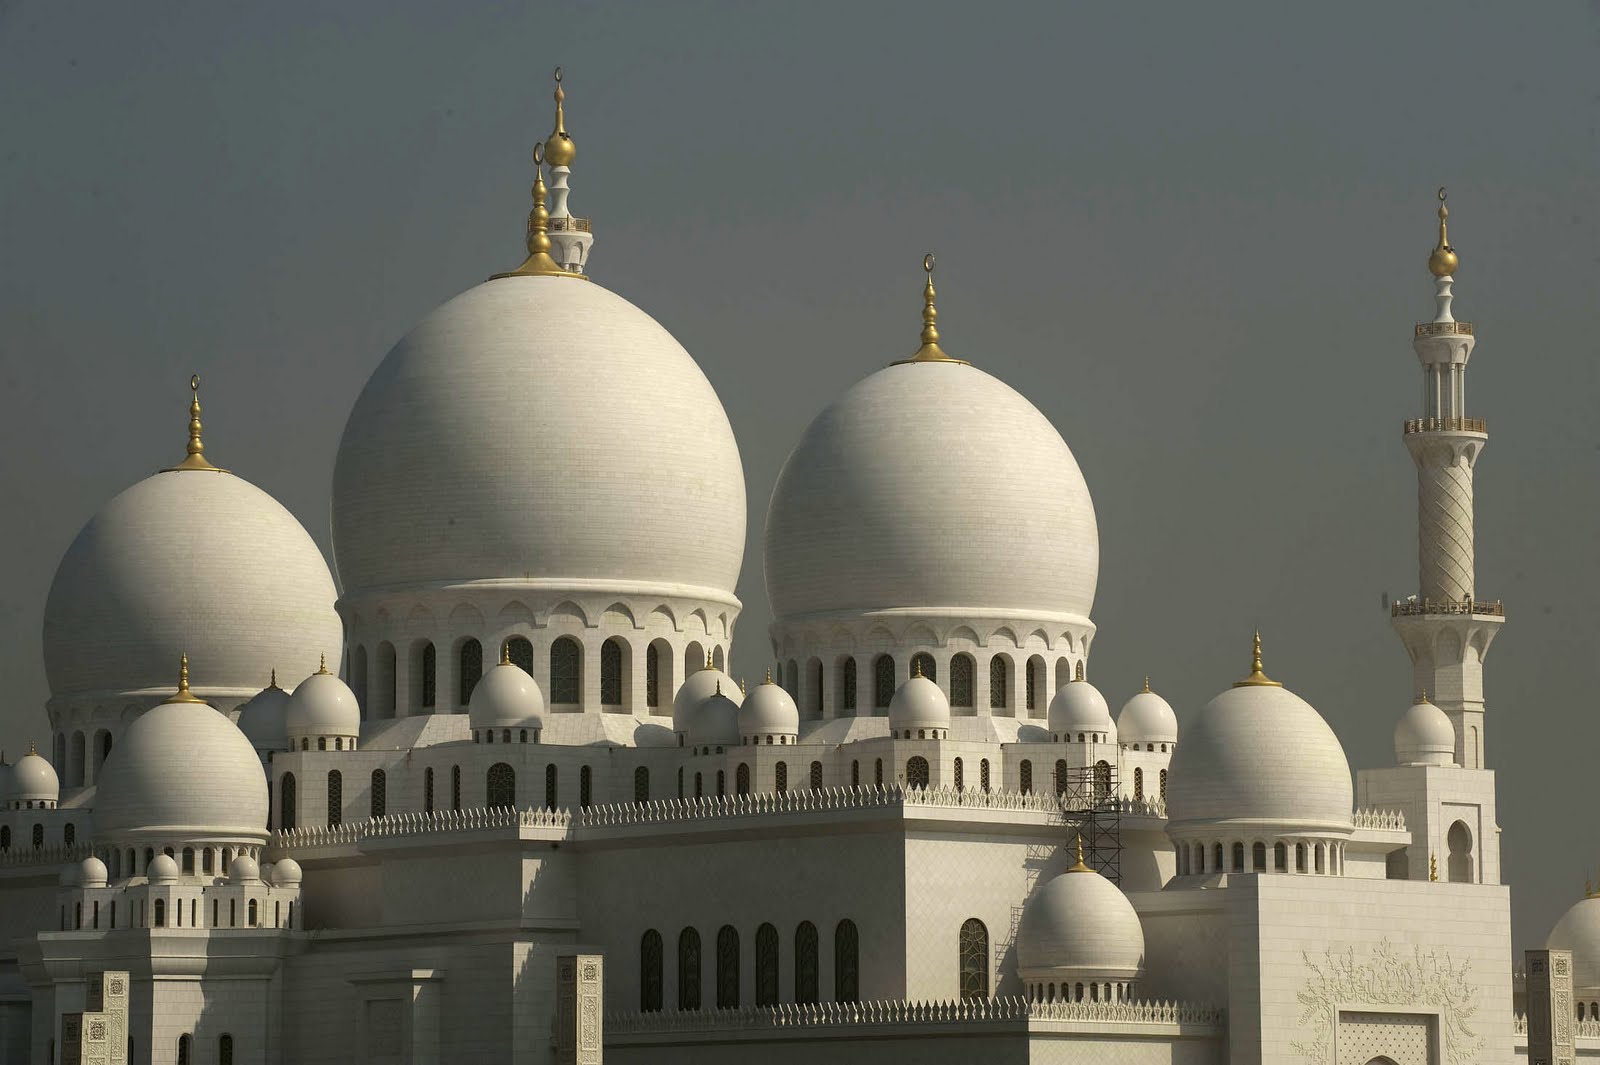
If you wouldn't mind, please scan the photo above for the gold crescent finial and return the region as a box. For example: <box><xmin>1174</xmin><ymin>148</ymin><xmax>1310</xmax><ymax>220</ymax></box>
<box><xmin>1428</xmin><ymin>186</ymin><xmax>1459</xmax><ymax>278</ymax></box>
<box><xmin>545</xmin><ymin>66</ymin><xmax>575</xmax><ymax>167</ymax></box>
<box><xmin>171</xmin><ymin>653</ymin><xmax>206</xmax><ymax>703</ymax></box>
<box><xmin>895</xmin><ymin>252</ymin><xmax>968</xmax><ymax>365</ymax></box>
<box><xmin>1233</xmin><ymin>629</ymin><xmax>1284</xmax><ymax>687</ymax></box>
<box><xmin>491</xmin><ymin>140</ymin><xmax>586</xmax><ymax>280</ymax></box>
<box><xmin>164</xmin><ymin>374</ymin><xmax>225</xmax><ymax>472</ymax></box>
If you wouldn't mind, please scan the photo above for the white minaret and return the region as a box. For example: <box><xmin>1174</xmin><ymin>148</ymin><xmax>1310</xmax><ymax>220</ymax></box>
<box><xmin>543</xmin><ymin>67</ymin><xmax>593</xmax><ymax>274</ymax></box>
<box><xmin>1390</xmin><ymin>189</ymin><xmax>1504</xmax><ymax>769</ymax></box>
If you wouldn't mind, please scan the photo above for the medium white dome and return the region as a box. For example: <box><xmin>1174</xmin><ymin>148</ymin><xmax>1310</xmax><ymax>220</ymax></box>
<box><xmin>79</xmin><ymin>856</ymin><xmax>108</xmax><ymax>888</ymax></box>
<box><xmin>469</xmin><ymin>661</ymin><xmax>547</xmax><ymax>730</ymax></box>
<box><xmin>148</xmin><ymin>854</ymin><xmax>180</xmax><ymax>883</ymax></box>
<box><xmin>1548</xmin><ymin>895</ymin><xmax>1600</xmax><ymax>991</ymax></box>
<box><xmin>1394</xmin><ymin>696</ymin><xmax>1455</xmax><ymax>766</ymax></box>
<box><xmin>765</xmin><ymin>361</ymin><xmax>1097</xmax><ymax>624</ymax></box>
<box><xmin>1117</xmin><ymin>687</ymin><xmax>1178</xmax><ymax>745</ymax></box>
<box><xmin>741</xmin><ymin>679</ymin><xmax>799</xmax><ymax>739</ymax></box>
<box><xmin>1048</xmin><ymin>678</ymin><xmax>1115</xmax><ymax>740</ymax></box>
<box><xmin>43</xmin><ymin>468</ymin><xmax>340</xmax><ymax>701</ymax></box>
<box><xmin>229</xmin><ymin>855</ymin><xmax>261</xmax><ymax>884</ymax></box>
<box><xmin>285</xmin><ymin>667</ymin><xmax>360</xmax><ymax>741</ymax></box>
<box><xmin>673</xmin><ymin>665</ymin><xmax>741</xmax><ymax>734</ymax></box>
<box><xmin>888</xmin><ymin>675</ymin><xmax>950</xmax><ymax>732</ymax></box>
<box><xmin>689</xmin><ymin>690</ymin><xmax>741</xmax><ymax>748</ymax></box>
<box><xmin>1017</xmin><ymin>863</ymin><xmax>1145</xmax><ymax>980</ymax></box>
<box><xmin>332</xmin><ymin>275</ymin><xmax>746</xmax><ymax>600</ymax></box>
<box><xmin>271</xmin><ymin>857</ymin><xmax>303</xmax><ymax>886</ymax></box>
<box><xmin>9</xmin><ymin>749</ymin><xmax>59</xmax><ymax>806</ymax></box>
<box><xmin>235</xmin><ymin>680</ymin><xmax>291</xmax><ymax>753</ymax></box>
<box><xmin>95</xmin><ymin>697</ymin><xmax>268</xmax><ymax>845</ymax></box>
<box><xmin>1166</xmin><ymin>678</ymin><xmax>1352</xmax><ymax>832</ymax></box>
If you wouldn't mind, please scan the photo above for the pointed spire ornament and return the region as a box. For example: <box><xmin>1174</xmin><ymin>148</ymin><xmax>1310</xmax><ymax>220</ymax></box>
<box><xmin>1068</xmin><ymin>835</ymin><xmax>1090</xmax><ymax>872</ymax></box>
<box><xmin>545</xmin><ymin>67</ymin><xmax>575</xmax><ymax>167</ymax></box>
<box><xmin>316</xmin><ymin>652</ymin><xmax>330</xmax><ymax>676</ymax></box>
<box><xmin>163</xmin><ymin>374</ymin><xmax>226</xmax><ymax>472</ymax></box>
<box><xmin>765</xmin><ymin>667</ymin><xmax>773</xmax><ymax>685</ymax></box>
<box><xmin>491</xmin><ymin>141</ymin><xmax>586</xmax><ymax>280</ymax></box>
<box><xmin>1428</xmin><ymin>187</ymin><xmax>1459</xmax><ymax>279</ymax></box>
<box><xmin>1074</xmin><ymin>660</ymin><xmax>1085</xmax><ymax>682</ymax></box>
<box><xmin>269</xmin><ymin>668</ymin><xmax>279</xmax><ymax>689</ymax></box>
<box><xmin>170</xmin><ymin>653</ymin><xmax>207</xmax><ymax>703</ymax></box>
<box><xmin>1142</xmin><ymin>675</ymin><xmax>1152</xmax><ymax>693</ymax></box>
<box><xmin>501</xmin><ymin>642</ymin><xmax>512</xmax><ymax>666</ymax></box>
<box><xmin>1233</xmin><ymin>630</ymin><xmax>1284</xmax><ymax>688</ymax></box>
<box><xmin>895</xmin><ymin>254</ymin><xmax>967</xmax><ymax>364</ymax></box>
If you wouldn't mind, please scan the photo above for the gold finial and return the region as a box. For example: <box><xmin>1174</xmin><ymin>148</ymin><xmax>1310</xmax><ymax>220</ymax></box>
<box><xmin>316</xmin><ymin>652</ymin><xmax>329</xmax><ymax>676</ymax></box>
<box><xmin>740</xmin><ymin>677</ymin><xmax>747</xmax><ymax>695</ymax></box>
<box><xmin>1142</xmin><ymin>675</ymin><xmax>1151</xmax><ymax>694</ymax></box>
<box><xmin>170</xmin><ymin>653</ymin><xmax>207</xmax><ymax>703</ymax></box>
<box><xmin>1418</xmin><ymin>688</ymin><xmax>1429</xmax><ymax>704</ymax></box>
<box><xmin>1073</xmin><ymin>660</ymin><xmax>1085</xmax><ymax>682</ymax></box>
<box><xmin>269</xmin><ymin>668</ymin><xmax>278</xmax><ymax>689</ymax></box>
<box><xmin>1428</xmin><ymin>187</ymin><xmax>1459</xmax><ymax>278</ymax></box>
<box><xmin>715</xmin><ymin>679</ymin><xmax>722</xmax><ymax>696</ymax></box>
<box><xmin>765</xmin><ymin>667</ymin><xmax>773</xmax><ymax>685</ymax></box>
<box><xmin>1068</xmin><ymin>835</ymin><xmax>1090</xmax><ymax>872</ymax></box>
<box><xmin>491</xmin><ymin>141</ymin><xmax>586</xmax><ymax>281</ymax></box>
<box><xmin>894</xmin><ymin>254</ymin><xmax>968</xmax><ymax>365</ymax></box>
<box><xmin>913</xmin><ymin>657</ymin><xmax>923</xmax><ymax>679</ymax></box>
<box><xmin>544</xmin><ymin>67</ymin><xmax>575</xmax><ymax>167</ymax></box>
<box><xmin>163</xmin><ymin>374</ymin><xmax>226</xmax><ymax>472</ymax></box>
<box><xmin>1429</xmin><ymin>853</ymin><xmax>1439</xmax><ymax>882</ymax></box>
<box><xmin>500</xmin><ymin>642</ymin><xmax>512</xmax><ymax>666</ymax></box>
<box><xmin>706</xmin><ymin>651</ymin><xmax>714</xmax><ymax>671</ymax></box>
<box><xmin>1233</xmin><ymin>630</ymin><xmax>1284</xmax><ymax>688</ymax></box>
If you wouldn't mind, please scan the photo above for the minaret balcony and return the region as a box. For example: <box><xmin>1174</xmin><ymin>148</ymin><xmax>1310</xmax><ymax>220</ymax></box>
<box><xmin>1414</xmin><ymin>321</ymin><xmax>1475</xmax><ymax>338</ymax></box>
<box><xmin>1403</xmin><ymin>416</ymin><xmax>1487</xmax><ymax>434</ymax></box>
<box><xmin>1391</xmin><ymin>597</ymin><xmax>1504</xmax><ymax>618</ymax></box>
<box><xmin>548</xmin><ymin>216</ymin><xmax>592</xmax><ymax>233</ymax></box>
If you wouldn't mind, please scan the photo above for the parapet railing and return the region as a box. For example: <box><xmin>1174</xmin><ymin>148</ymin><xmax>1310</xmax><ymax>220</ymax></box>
<box><xmin>1403</xmin><ymin>416</ymin><xmax>1487</xmax><ymax>434</ymax></box>
<box><xmin>0</xmin><ymin>842</ymin><xmax>92</xmax><ymax>869</ymax></box>
<box><xmin>606</xmin><ymin>997</ymin><xmax>1223</xmax><ymax>1034</ymax></box>
<box><xmin>1352</xmin><ymin>808</ymin><xmax>1407</xmax><ymax>831</ymax></box>
<box><xmin>1391</xmin><ymin>597</ymin><xmax>1504</xmax><ymax>618</ymax></box>
<box><xmin>1512</xmin><ymin>1014</ymin><xmax>1600</xmax><ymax>1039</ymax></box>
<box><xmin>1414</xmin><ymin>321</ymin><xmax>1474</xmax><ymax>338</ymax></box>
<box><xmin>270</xmin><ymin>805</ymin><xmax>571</xmax><ymax>850</ymax></box>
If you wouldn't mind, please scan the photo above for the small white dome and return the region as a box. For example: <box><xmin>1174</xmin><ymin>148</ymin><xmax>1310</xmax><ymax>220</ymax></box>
<box><xmin>1017</xmin><ymin>861</ymin><xmax>1145</xmax><ymax>980</ymax></box>
<box><xmin>741</xmin><ymin>679</ymin><xmax>799</xmax><ymax>739</ymax></box>
<box><xmin>235</xmin><ymin>680</ymin><xmax>291</xmax><ymax>753</ymax></box>
<box><xmin>229</xmin><ymin>855</ymin><xmax>261</xmax><ymax>884</ymax></box>
<box><xmin>1117</xmin><ymin>686</ymin><xmax>1178</xmax><ymax>745</ymax></box>
<box><xmin>673</xmin><ymin>664</ymin><xmax>741</xmax><ymax>734</ymax></box>
<box><xmin>147</xmin><ymin>854</ymin><xmax>180</xmax><ymax>884</ymax></box>
<box><xmin>689</xmin><ymin>688</ymin><xmax>742</xmax><ymax>749</ymax></box>
<box><xmin>469</xmin><ymin>660</ymin><xmax>547</xmax><ymax>731</ymax></box>
<box><xmin>1394</xmin><ymin>695</ymin><xmax>1456</xmax><ymax>766</ymax></box>
<box><xmin>1548</xmin><ymin>895</ymin><xmax>1600</xmax><ymax>991</ymax></box>
<box><xmin>888</xmin><ymin>675</ymin><xmax>950</xmax><ymax>733</ymax></box>
<box><xmin>9</xmin><ymin>749</ymin><xmax>59</xmax><ymax>806</ymax></box>
<box><xmin>271</xmin><ymin>857</ymin><xmax>303</xmax><ymax>886</ymax></box>
<box><xmin>285</xmin><ymin>665</ymin><xmax>360</xmax><ymax>741</ymax></box>
<box><xmin>1048</xmin><ymin>676</ymin><xmax>1115</xmax><ymax>741</ymax></box>
<box><xmin>79</xmin><ymin>856</ymin><xmax>108</xmax><ymax>888</ymax></box>
<box><xmin>95</xmin><ymin>696</ymin><xmax>268</xmax><ymax>846</ymax></box>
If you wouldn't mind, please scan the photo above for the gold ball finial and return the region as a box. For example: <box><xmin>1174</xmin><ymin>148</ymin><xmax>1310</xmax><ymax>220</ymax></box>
<box><xmin>163</xmin><ymin>373</ymin><xmax>225</xmax><ymax>472</ymax></box>
<box><xmin>545</xmin><ymin>67</ymin><xmax>575</xmax><ymax>167</ymax></box>
<box><xmin>1428</xmin><ymin>187</ymin><xmax>1459</xmax><ymax>278</ymax></box>
<box><xmin>912</xmin><ymin>657</ymin><xmax>923</xmax><ymax>679</ymax></box>
<box><xmin>895</xmin><ymin>252</ymin><xmax>968</xmax><ymax>365</ymax></box>
<box><xmin>1068</xmin><ymin>835</ymin><xmax>1090</xmax><ymax>872</ymax></box>
<box><xmin>1233</xmin><ymin>629</ymin><xmax>1284</xmax><ymax>688</ymax></box>
<box><xmin>500</xmin><ymin>641</ymin><xmax>512</xmax><ymax>666</ymax></box>
<box><xmin>170</xmin><ymin>653</ymin><xmax>206</xmax><ymax>703</ymax></box>
<box><xmin>1073</xmin><ymin>660</ymin><xmax>1085</xmax><ymax>682</ymax></box>
<box><xmin>765</xmin><ymin>666</ymin><xmax>773</xmax><ymax>685</ymax></box>
<box><xmin>317</xmin><ymin>652</ymin><xmax>329</xmax><ymax>676</ymax></box>
<box><xmin>1142</xmin><ymin>675</ymin><xmax>1152</xmax><ymax>694</ymax></box>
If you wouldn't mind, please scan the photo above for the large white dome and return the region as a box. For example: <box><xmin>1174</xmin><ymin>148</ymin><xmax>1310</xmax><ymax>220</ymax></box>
<box><xmin>332</xmin><ymin>275</ymin><xmax>746</xmax><ymax>599</ymax></box>
<box><xmin>43</xmin><ymin>468</ymin><xmax>340</xmax><ymax>701</ymax></box>
<box><xmin>94</xmin><ymin>696</ymin><xmax>269</xmax><ymax>845</ymax></box>
<box><xmin>764</xmin><ymin>361</ymin><xmax>1097</xmax><ymax>623</ymax></box>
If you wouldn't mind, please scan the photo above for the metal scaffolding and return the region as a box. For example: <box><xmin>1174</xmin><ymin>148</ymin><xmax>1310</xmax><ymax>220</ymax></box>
<box><xmin>1054</xmin><ymin>762</ymin><xmax>1122</xmax><ymax>884</ymax></box>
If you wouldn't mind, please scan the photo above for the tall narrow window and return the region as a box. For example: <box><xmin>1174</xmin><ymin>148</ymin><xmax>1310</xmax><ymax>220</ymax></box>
<box><xmin>834</xmin><ymin>919</ymin><xmax>860</xmax><ymax>1002</ymax></box>
<box><xmin>580</xmin><ymin>765</ymin><xmax>592</xmax><ymax>808</ymax></box>
<box><xmin>736</xmin><ymin>763</ymin><xmax>750</xmax><ymax>795</ymax></box>
<box><xmin>841</xmin><ymin>657</ymin><xmax>857</xmax><ymax>711</ymax></box>
<box><xmin>950</xmin><ymin>654</ymin><xmax>974</xmax><ymax>708</ymax></box>
<box><xmin>641</xmin><ymin>930</ymin><xmax>664</xmax><ymax>1011</ymax></box>
<box><xmin>0</xmin><ymin>825</ymin><xmax>9</xmax><ymax>851</ymax></box>
<box><xmin>600</xmin><ymin>638</ymin><xmax>623</xmax><ymax>706</ymax></box>
<box><xmin>420</xmin><ymin>642</ymin><xmax>436</xmax><ymax>708</ymax></box>
<box><xmin>551</xmin><ymin>637</ymin><xmax>582</xmax><ymax>705</ymax></box>
<box><xmin>980</xmin><ymin>759</ymin><xmax>990</xmax><ymax>792</ymax></box>
<box><xmin>280</xmin><ymin>773</ymin><xmax>296</xmax><ymax>829</ymax></box>
<box><xmin>634</xmin><ymin>766</ymin><xmax>650</xmax><ymax>804</ymax></box>
<box><xmin>1447</xmin><ymin>820</ymin><xmax>1473</xmax><ymax>883</ymax></box>
<box><xmin>678</xmin><ymin>928</ymin><xmax>702</xmax><ymax>1010</ymax></box>
<box><xmin>451</xmin><ymin>765</ymin><xmax>462</xmax><ymax>810</ymax></box>
<box><xmin>545</xmin><ymin>764</ymin><xmax>559</xmax><ymax>810</ymax></box>
<box><xmin>370</xmin><ymin>769</ymin><xmax>386</xmax><ymax>819</ymax></box>
<box><xmin>906</xmin><ymin>756</ymin><xmax>929</xmax><ymax>789</ymax></box>
<box><xmin>1094</xmin><ymin>759</ymin><xmax>1111</xmax><ymax>799</ymax></box>
<box><xmin>487</xmin><ymin>763</ymin><xmax>515</xmax><ymax>807</ymax></box>
<box><xmin>716</xmin><ymin>925</ymin><xmax>740</xmax><ymax>1008</ymax></box>
<box><xmin>1019</xmin><ymin>760</ymin><xmax>1033</xmax><ymax>794</ymax></box>
<box><xmin>1054</xmin><ymin>759</ymin><xmax>1069</xmax><ymax>796</ymax></box>
<box><xmin>775</xmin><ymin>762</ymin><xmax>788</xmax><ymax>794</ymax></box>
<box><xmin>645</xmin><ymin>643</ymin><xmax>660</xmax><ymax>708</ymax></box>
<box><xmin>155</xmin><ymin>899</ymin><xmax>167</xmax><ymax>927</ymax></box>
<box><xmin>458</xmin><ymin>639</ymin><xmax>483</xmax><ymax>706</ymax></box>
<box><xmin>990</xmin><ymin>657</ymin><xmax>1009</xmax><ymax>709</ymax></box>
<box><xmin>959</xmin><ymin>918</ymin><xmax>989</xmax><ymax>1000</ymax></box>
<box><xmin>756</xmin><ymin>923</ymin><xmax>779</xmax><ymax>1006</ymax></box>
<box><xmin>64</xmin><ymin>824</ymin><xmax>75</xmax><ymax>846</ymax></box>
<box><xmin>219</xmin><ymin>1034</ymin><xmax>233</xmax><ymax>1065</ymax></box>
<box><xmin>1232</xmin><ymin>842</ymin><xmax>1246</xmax><ymax>871</ymax></box>
<box><xmin>507</xmin><ymin>636</ymin><xmax>534</xmax><ymax>675</ymax></box>
<box><xmin>327</xmin><ymin>770</ymin><xmax>342</xmax><ymax>827</ymax></box>
<box><xmin>851</xmin><ymin>761</ymin><xmax>860</xmax><ymax>788</ymax></box>
<box><xmin>809</xmin><ymin>761</ymin><xmax>823</xmax><ymax>790</ymax></box>
<box><xmin>795</xmin><ymin>921</ymin><xmax>819</xmax><ymax>1003</ymax></box>
<box><xmin>1252</xmin><ymin>842</ymin><xmax>1267</xmax><ymax>871</ymax></box>
<box><xmin>423</xmin><ymin>767</ymin><xmax>434</xmax><ymax>813</ymax></box>
<box><xmin>873</xmin><ymin>655</ymin><xmax>896</xmax><ymax>709</ymax></box>
<box><xmin>953</xmin><ymin>757</ymin><xmax>964</xmax><ymax>791</ymax></box>
<box><xmin>1159</xmin><ymin>768</ymin><xmax>1168</xmax><ymax>801</ymax></box>
<box><xmin>874</xmin><ymin>759</ymin><xmax>884</xmax><ymax>788</ymax></box>
<box><xmin>1133</xmin><ymin>766</ymin><xmax>1144</xmax><ymax>801</ymax></box>
<box><xmin>1025</xmin><ymin>658</ymin><xmax>1038</xmax><ymax>711</ymax></box>
<box><xmin>177</xmin><ymin>1034</ymin><xmax>191</xmax><ymax>1065</ymax></box>
<box><xmin>911</xmin><ymin>652</ymin><xmax>936</xmax><ymax>682</ymax></box>
<box><xmin>808</xmin><ymin>659</ymin><xmax>823</xmax><ymax>717</ymax></box>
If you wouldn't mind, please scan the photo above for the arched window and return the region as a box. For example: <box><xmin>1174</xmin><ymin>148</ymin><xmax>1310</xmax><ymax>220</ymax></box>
<box><xmin>219</xmin><ymin>1033</ymin><xmax>234</xmax><ymax>1065</ymax></box>
<box><xmin>694</xmin><ymin>772</ymin><xmax>703</xmax><ymax>798</ymax></box>
<box><xmin>906</xmin><ymin>756</ymin><xmax>929</xmax><ymax>789</ymax></box>
<box><xmin>841</xmin><ymin>657</ymin><xmax>857</xmax><ymax>711</ymax></box>
<box><xmin>796</xmin><ymin>920</ymin><xmax>819</xmax><ymax>1003</ymax></box>
<box><xmin>1133</xmin><ymin>766</ymin><xmax>1144</xmax><ymax>801</ymax></box>
<box><xmin>1025</xmin><ymin>658</ymin><xmax>1040</xmax><ymax>711</ymax></box>
<box><xmin>601</xmin><ymin>638</ymin><xmax>624</xmax><ymax>706</ymax></box>
<box><xmin>64</xmin><ymin>823</ymin><xmax>76</xmax><ymax>846</ymax></box>
<box><xmin>989</xmin><ymin>656</ymin><xmax>1009</xmax><ymax>709</ymax></box>
<box><xmin>1054</xmin><ymin>759</ymin><xmax>1069</xmax><ymax>796</ymax></box>
<box><xmin>1274</xmin><ymin>842</ymin><xmax>1288</xmax><ymax>871</ymax></box>
<box><xmin>1093</xmin><ymin>760</ymin><xmax>1111</xmax><ymax>799</ymax></box>
<box><xmin>580</xmin><ymin>765</ymin><xmax>593</xmax><ymax>808</ymax></box>
<box><xmin>1296</xmin><ymin>842</ymin><xmax>1308</xmax><ymax>872</ymax></box>
<box><xmin>417</xmin><ymin>642</ymin><xmax>436</xmax><ymax>710</ymax></box>
<box><xmin>0</xmin><ymin>825</ymin><xmax>8</xmax><ymax>851</ymax></box>
<box><xmin>950</xmin><ymin>654</ymin><xmax>974</xmax><ymax>708</ymax></box>
<box><xmin>551</xmin><ymin>637</ymin><xmax>582</xmax><ymax>705</ymax></box>
<box><xmin>716</xmin><ymin>925</ymin><xmax>740</xmax><ymax>1008</ymax></box>
<box><xmin>953</xmin><ymin>757</ymin><xmax>964</xmax><ymax>791</ymax></box>
<box><xmin>851</xmin><ymin>760</ymin><xmax>860</xmax><ymax>788</ymax></box>
<box><xmin>1447</xmin><ymin>821</ymin><xmax>1473</xmax><ymax>883</ymax></box>
<box><xmin>1232</xmin><ymin>842</ymin><xmax>1245</xmax><ymax>871</ymax></box>
<box><xmin>808</xmin><ymin>658</ymin><xmax>823</xmax><ymax>716</ymax></box>
<box><xmin>370</xmin><ymin>769</ymin><xmax>386</xmax><ymax>819</ymax></box>
<box><xmin>678</xmin><ymin>928</ymin><xmax>702</xmax><ymax>1010</ymax></box>
<box><xmin>873</xmin><ymin>655</ymin><xmax>896</xmax><ymax>709</ymax></box>
<box><xmin>451</xmin><ymin>765</ymin><xmax>462</xmax><ymax>810</ymax></box>
<box><xmin>545</xmin><ymin>764</ymin><xmax>558</xmax><ymax>810</ymax></box>
<box><xmin>1019</xmin><ymin>760</ymin><xmax>1033</xmax><ymax>795</ymax></box>
<box><xmin>911</xmin><ymin>652</ymin><xmax>936</xmax><ymax>681</ymax></box>
<box><xmin>756</xmin><ymin>923</ymin><xmax>779</xmax><ymax>1006</ymax></box>
<box><xmin>1159</xmin><ymin>768</ymin><xmax>1168</xmax><ymax>801</ymax></box>
<box><xmin>736</xmin><ymin>763</ymin><xmax>750</xmax><ymax>795</ymax></box>
<box><xmin>154</xmin><ymin>899</ymin><xmax>167</xmax><ymax>927</ymax></box>
<box><xmin>959</xmin><ymin>918</ymin><xmax>989</xmax><ymax>1000</ymax></box>
<box><xmin>809</xmin><ymin>761</ymin><xmax>823</xmax><ymax>790</ymax></box>
<box><xmin>1315</xmin><ymin>842</ymin><xmax>1326</xmax><ymax>873</ymax></box>
<box><xmin>327</xmin><ymin>771</ymin><xmax>342</xmax><ymax>827</ymax></box>
<box><xmin>487</xmin><ymin>763</ymin><xmax>515</xmax><ymax>808</ymax></box>
<box><xmin>645</xmin><ymin>643</ymin><xmax>660</xmax><ymax>708</ymax></box>
<box><xmin>177</xmin><ymin>1033</ymin><xmax>191</xmax><ymax>1065</ymax></box>
<box><xmin>248</xmin><ymin>899</ymin><xmax>258</xmax><ymax>926</ymax></box>
<box><xmin>775</xmin><ymin>761</ymin><xmax>788</xmax><ymax>793</ymax></box>
<box><xmin>874</xmin><ymin>758</ymin><xmax>884</xmax><ymax>787</ymax></box>
<box><xmin>458</xmin><ymin>639</ymin><xmax>482</xmax><ymax>706</ymax></box>
<box><xmin>424</xmin><ymin>767</ymin><xmax>435</xmax><ymax>813</ymax></box>
<box><xmin>634</xmin><ymin>766</ymin><xmax>650</xmax><ymax>804</ymax></box>
<box><xmin>980</xmin><ymin>759</ymin><xmax>991</xmax><ymax>792</ymax></box>
<box><xmin>641</xmin><ymin>930</ymin><xmax>663</xmax><ymax>1011</ymax></box>
<box><xmin>1252</xmin><ymin>842</ymin><xmax>1267</xmax><ymax>871</ymax></box>
<box><xmin>1214</xmin><ymin>842</ymin><xmax>1224</xmax><ymax>871</ymax></box>
<box><xmin>279</xmin><ymin>773</ymin><xmax>296</xmax><ymax>829</ymax></box>
<box><xmin>834</xmin><ymin>919</ymin><xmax>860</xmax><ymax>1002</ymax></box>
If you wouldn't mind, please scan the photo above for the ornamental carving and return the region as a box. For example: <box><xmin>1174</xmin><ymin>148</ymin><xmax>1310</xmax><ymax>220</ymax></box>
<box><xmin>1294</xmin><ymin>940</ymin><xmax>1483</xmax><ymax>1063</ymax></box>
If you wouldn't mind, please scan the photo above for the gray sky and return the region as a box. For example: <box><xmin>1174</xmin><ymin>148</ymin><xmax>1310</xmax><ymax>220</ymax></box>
<box><xmin>0</xmin><ymin>1</ymin><xmax>1594</xmax><ymax>956</ymax></box>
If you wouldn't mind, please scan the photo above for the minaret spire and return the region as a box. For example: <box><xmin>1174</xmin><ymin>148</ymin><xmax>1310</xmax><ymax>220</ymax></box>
<box><xmin>492</xmin><ymin>142</ymin><xmax>585</xmax><ymax>280</ymax></box>
<box><xmin>1393</xmin><ymin>189</ymin><xmax>1502</xmax><ymax>769</ymax></box>
<box><xmin>543</xmin><ymin>67</ymin><xmax>595</xmax><ymax>275</ymax></box>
